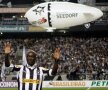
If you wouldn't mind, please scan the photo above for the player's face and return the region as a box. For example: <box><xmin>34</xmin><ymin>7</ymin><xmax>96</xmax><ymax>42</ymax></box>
<box><xmin>26</xmin><ymin>52</ymin><xmax>36</xmax><ymax>66</ymax></box>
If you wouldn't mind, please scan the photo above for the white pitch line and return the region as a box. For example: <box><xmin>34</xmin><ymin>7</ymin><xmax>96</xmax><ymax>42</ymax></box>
<box><xmin>87</xmin><ymin>87</ymin><xmax>91</xmax><ymax>90</ymax></box>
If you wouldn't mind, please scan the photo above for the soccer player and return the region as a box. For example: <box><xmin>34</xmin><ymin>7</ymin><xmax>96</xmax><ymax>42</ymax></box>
<box><xmin>4</xmin><ymin>42</ymin><xmax>60</xmax><ymax>90</ymax></box>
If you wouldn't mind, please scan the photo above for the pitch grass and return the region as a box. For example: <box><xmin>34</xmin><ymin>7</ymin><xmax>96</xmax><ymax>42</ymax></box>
<box><xmin>0</xmin><ymin>87</ymin><xmax>108</xmax><ymax>90</ymax></box>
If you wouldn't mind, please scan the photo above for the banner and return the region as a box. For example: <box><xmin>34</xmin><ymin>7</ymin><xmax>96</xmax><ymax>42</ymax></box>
<box><xmin>0</xmin><ymin>82</ymin><xmax>17</xmax><ymax>87</ymax></box>
<box><xmin>0</xmin><ymin>81</ymin><xmax>108</xmax><ymax>88</ymax></box>
<box><xmin>45</xmin><ymin>81</ymin><xmax>108</xmax><ymax>87</ymax></box>
<box><xmin>0</xmin><ymin>25</ymin><xmax>28</xmax><ymax>32</ymax></box>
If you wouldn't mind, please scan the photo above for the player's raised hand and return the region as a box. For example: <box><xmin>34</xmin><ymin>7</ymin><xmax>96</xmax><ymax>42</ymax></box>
<box><xmin>52</xmin><ymin>48</ymin><xmax>61</xmax><ymax>61</ymax></box>
<box><xmin>4</xmin><ymin>42</ymin><xmax>12</xmax><ymax>54</ymax></box>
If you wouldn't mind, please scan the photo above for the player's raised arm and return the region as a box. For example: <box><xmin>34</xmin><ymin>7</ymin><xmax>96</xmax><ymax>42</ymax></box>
<box><xmin>4</xmin><ymin>42</ymin><xmax>12</xmax><ymax>67</ymax></box>
<box><xmin>4</xmin><ymin>42</ymin><xmax>21</xmax><ymax>71</ymax></box>
<box><xmin>51</xmin><ymin>48</ymin><xmax>61</xmax><ymax>75</ymax></box>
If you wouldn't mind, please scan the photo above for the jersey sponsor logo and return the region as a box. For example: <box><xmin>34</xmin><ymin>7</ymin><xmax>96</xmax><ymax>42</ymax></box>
<box><xmin>22</xmin><ymin>79</ymin><xmax>40</xmax><ymax>84</ymax></box>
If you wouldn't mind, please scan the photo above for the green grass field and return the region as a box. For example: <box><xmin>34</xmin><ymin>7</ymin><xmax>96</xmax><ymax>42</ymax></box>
<box><xmin>0</xmin><ymin>87</ymin><xmax>108</xmax><ymax>90</ymax></box>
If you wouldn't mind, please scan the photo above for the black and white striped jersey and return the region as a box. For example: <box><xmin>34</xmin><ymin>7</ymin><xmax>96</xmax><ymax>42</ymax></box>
<box><xmin>17</xmin><ymin>65</ymin><xmax>52</xmax><ymax>90</ymax></box>
<box><xmin>4</xmin><ymin>64</ymin><xmax>52</xmax><ymax>90</ymax></box>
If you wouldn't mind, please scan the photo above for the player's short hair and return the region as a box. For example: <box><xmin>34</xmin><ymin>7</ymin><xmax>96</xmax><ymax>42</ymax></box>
<box><xmin>26</xmin><ymin>49</ymin><xmax>36</xmax><ymax>55</ymax></box>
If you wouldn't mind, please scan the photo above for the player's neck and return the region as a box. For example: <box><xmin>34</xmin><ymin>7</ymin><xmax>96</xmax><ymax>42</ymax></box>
<box><xmin>26</xmin><ymin>63</ymin><xmax>37</xmax><ymax>69</ymax></box>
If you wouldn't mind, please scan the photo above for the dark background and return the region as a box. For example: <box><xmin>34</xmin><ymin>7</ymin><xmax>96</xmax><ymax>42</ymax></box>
<box><xmin>96</xmin><ymin>0</ymin><xmax>108</xmax><ymax>3</ymax></box>
<box><xmin>0</xmin><ymin>0</ymin><xmax>78</xmax><ymax>5</ymax></box>
<box><xmin>1</xmin><ymin>0</ymin><xmax>108</xmax><ymax>5</ymax></box>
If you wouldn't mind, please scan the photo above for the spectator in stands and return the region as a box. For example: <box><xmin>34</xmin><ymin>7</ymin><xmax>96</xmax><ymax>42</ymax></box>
<box><xmin>0</xmin><ymin>37</ymin><xmax>108</xmax><ymax>80</ymax></box>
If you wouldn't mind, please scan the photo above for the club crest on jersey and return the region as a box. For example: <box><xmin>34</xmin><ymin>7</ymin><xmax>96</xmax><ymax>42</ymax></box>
<box><xmin>37</xmin><ymin>71</ymin><xmax>40</xmax><ymax>75</ymax></box>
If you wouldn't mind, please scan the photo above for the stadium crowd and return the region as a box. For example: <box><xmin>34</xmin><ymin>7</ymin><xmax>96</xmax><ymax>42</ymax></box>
<box><xmin>0</xmin><ymin>36</ymin><xmax>108</xmax><ymax>81</ymax></box>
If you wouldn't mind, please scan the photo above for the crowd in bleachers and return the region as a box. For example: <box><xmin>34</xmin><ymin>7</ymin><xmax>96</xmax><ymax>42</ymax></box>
<box><xmin>0</xmin><ymin>37</ymin><xmax>108</xmax><ymax>80</ymax></box>
<box><xmin>94</xmin><ymin>12</ymin><xmax>108</xmax><ymax>25</ymax></box>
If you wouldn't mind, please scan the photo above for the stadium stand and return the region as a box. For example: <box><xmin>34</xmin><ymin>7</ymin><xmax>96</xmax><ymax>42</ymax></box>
<box><xmin>0</xmin><ymin>0</ymin><xmax>108</xmax><ymax>82</ymax></box>
<box><xmin>0</xmin><ymin>35</ymin><xmax>108</xmax><ymax>81</ymax></box>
